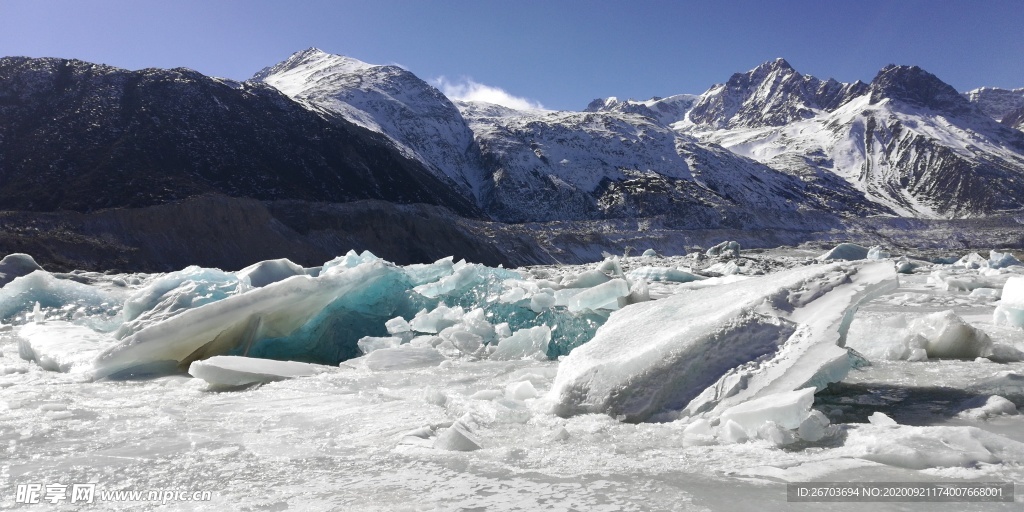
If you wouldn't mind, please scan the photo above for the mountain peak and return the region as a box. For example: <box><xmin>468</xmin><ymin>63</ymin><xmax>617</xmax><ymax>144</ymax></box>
<box><xmin>868</xmin><ymin>65</ymin><xmax>973</xmax><ymax>115</ymax></box>
<box><xmin>251</xmin><ymin>48</ymin><xmax>374</xmax><ymax>84</ymax></box>
<box><xmin>764</xmin><ymin>57</ymin><xmax>794</xmax><ymax>71</ymax></box>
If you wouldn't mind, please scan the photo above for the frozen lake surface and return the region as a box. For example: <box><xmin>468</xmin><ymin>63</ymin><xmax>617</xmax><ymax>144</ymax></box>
<box><xmin>1</xmin><ymin>247</ymin><xmax>1023</xmax><ymax>510</ymax></box>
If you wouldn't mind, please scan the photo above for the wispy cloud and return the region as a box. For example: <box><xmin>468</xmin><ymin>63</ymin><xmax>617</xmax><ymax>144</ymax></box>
<box><xmin>432</xmin><ymin>76</ymin><xmax>545</xmax><ymax>111</ymax></box>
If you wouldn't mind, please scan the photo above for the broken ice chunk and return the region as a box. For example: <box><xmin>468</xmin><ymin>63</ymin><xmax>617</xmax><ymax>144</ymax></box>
<box><xmin>706</xmin><ymin>241</ymin><xmax>740</xmax><ymax>259</ymax></box>
<box><xmin>548</xmin><ymin>262</ymin><xmax>896</xmax><ymax>422</ymax></box>
<box><xmin>641</xmin><ymin>248</ymin><xmax>658</xmax><ymax>258</ymax></box>
<box><xmin>236</xmin><ymin>258</ymin><xmax>306</xmax><ymax>288</ymax></box>
<box><xmin>953</xmin><ymin>252</ymin><xmax>989</xmax><ymax>270</ymax></box>
<box><xmin>989</xmin><ymin>250</ymin><xmax>1022</xmax><ymax>269</ymax></box>
<box><xmin>956</xmin><ymin>395</ymin><xmax>1017</xmax><ymax>420</ymax></box>
<box><xmin>409</xmin><ymin>304</ymin><xmax>464</xmax><ymax>334</ymax></box>
<box><xmin>840</xmin><ymin>424</ymin><xmax>1024</xmax><ymax>470</ymax></box>
<box><xmin>17</xmin><ymin>321</ymin><xmax>112</xmax><ymax>373</ymax></box>
<box><xmin>364</xmin><ymin>346</ymin><xmax>445</xmax><ymax>371</ymax></box>
<box><xmin>797</xmin><ymin>410</ymin><xmax>831</xmax><ymax>442</ymax></box>
<box><xmin>433</xmin><ymin>422</ymin><xmax>482</xmax><ymax>451</ymax></box>
<box><xmin>95</xmin><ymin>262</ymin><xmax>394</xmax><ymax>379</ymax></box>
<box><xmin>0</xmin><ymin>253</ymin><xmax>43</xmax><ymax>287</ymax></box>
<box><xmin>529</xmin><ymin>289</ymin><xmax>556</xmax><ymax>313</ymax></box>
<box><xmin>562</xmin><ymin>270</ymin><xmax>612</xmax><ymax>289</ymax></box>
<box><xmin>994</xmin><ymin>276</ymin><xmax>1024</xmax><ymax>329</ymax></box>
<box><xmin>866</xmin><ymin>246</ymin><xmax>891</xmax><ymax>260</ymax></box>
<box><xmin>912</xmin><ymin>310</ymin><xmax>993</xmax><ymax>359</ymax></box>
<box><xmin>566</xmin><ymin>279</ymin><xmax>629</xmax><ymax>313</ymax></box>
<box><xmin>188</xmin><ymin>355</ymin><xmax>330</xmax><ymax>388</ymax></box>
<box><xmin>357</xmin><ymin>336</ymin><xmax>403</xmax><ymax>354</ymax></box>
<box><xmin>385</xmin><ymin>316</ymin><xmax>411</xmax><ymax>334</ymax></box>
<box><xmin>817</xmin><ymin>243</ymin><xmax>868</xmax><ymax>261</ymax></box>
<box><xmin>868</xmin><ymin>412</ymin><xmax>897</xmax><ymax>426</ymax></box>
<box><xmin>718</xmin><ymin>388</ymin><xmax>815</xmax><ymax>439</ymax></box>
<box><xmin>627</xmin><ymin>267</ymin><xmax>705</xmax><ymax>283</ymax></box>
<box><xmin>490</xmin><ymin>326</ymin><xmax>551</xmax><ymax>361</ymax></box>
<box><xmin>505</xmin><ymin>380</ymin><xmax>539</xmax><ymax>401</ymax></box>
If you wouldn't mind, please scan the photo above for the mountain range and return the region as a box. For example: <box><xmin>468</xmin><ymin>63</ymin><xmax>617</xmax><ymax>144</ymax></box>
<box><xmin>1</xmin><ymin>49</ymin><xmax>1022</xmax><ymax>270</ymax></box>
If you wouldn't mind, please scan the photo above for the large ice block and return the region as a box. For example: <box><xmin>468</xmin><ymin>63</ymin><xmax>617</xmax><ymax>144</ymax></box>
<box><xmin>548</xmin><ymin>262</ymin><xmax>897</xmax><ymax>422</ymax></box>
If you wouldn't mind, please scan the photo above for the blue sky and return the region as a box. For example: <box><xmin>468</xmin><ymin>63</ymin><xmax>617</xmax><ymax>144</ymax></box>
<box><xmin>1</xmin><ymin>0</ymin><xmax>1022</xmax><ymax>110</ymax></box>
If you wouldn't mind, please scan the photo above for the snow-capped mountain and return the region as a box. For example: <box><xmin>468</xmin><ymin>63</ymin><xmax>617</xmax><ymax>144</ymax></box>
<box><xmin>964</xmin><ymin>86</ymin><xmax>1024</xmax><ymax>124</ymax></box>
<box><xmin>253</xmin><ymin>48</ymin><xmax>488</xmax><ymax>202</ymax></box>
<box><xmin>0</xmin><ymin>56</ymin><xmax>478</xmax><ymax>214</ymax></box>
<box><xmin>457</xmin><ymin>99</ymin><xmax>869</xmax><ymax>226</ymax></box>
<box><xmin>683</xmin><ymin>61</ymin><xmax>1024</xmax><ymax>218</ymax></box>
<box><xmin>253</xmin><ymin>49</ymin><xmax>860</xmax><ymax>227</ymax></box>
<box><xmin>583</xmin><ymin>94</ymin><xmax>699</xmax><ymax>127</ymax></box>
<box><xmin>1005</xmin><ymin>105</ymin><xmax>1024</xmax><ymax>131</ymax></box>
<box><xmin>683</xmin><ymin>58</ymin><xmax>868</xmax><ymax>130</ymax></box>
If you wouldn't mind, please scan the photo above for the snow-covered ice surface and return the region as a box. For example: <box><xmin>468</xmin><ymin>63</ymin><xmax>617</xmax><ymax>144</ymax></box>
<box><xmin>2</xmin><ymin>248</ymin><xmax>1023</xmax><ymax>510</ymax></box>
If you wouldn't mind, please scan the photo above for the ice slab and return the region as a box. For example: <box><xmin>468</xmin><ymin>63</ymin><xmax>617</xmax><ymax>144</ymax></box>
<box><xmin>705</xmin><ymin>241</ymin><xmax>740</xmax><ymax>258</ymax></box>
<box><xmin>953</xmin><ymin>252</ymin><xmax>988</xmax><ymax>269</ymax></box>
<box><xmin>0</xmin><ymin>270</ymin><xmax>120</xmax><ymax>325</ymax></box>
<box><xmin>626</xmin><ymin>267</ymin><xmax>704</xmax><ymax>283</ymax></box>
<box><xmin>433</xmin><ymin>422</ymin><xmax>482</xmax><ymax>451</ymax></box>
<box><xmin>993</xmin><ymin>276</ymin><xmax>1024</xmax><ymax>329</ymax></box>
<box><xmin>188</xmin><ymin>355</ymin><xmax>330</xmax><ymax>388</ymax></box>
<box><xmin>641</xmin><ymin>248</ymin><xmax>658</xmax><ymax>258</ymax></box>
<box><xmin>989</xmin><ymin>250</ymin><xmax>1022</xmax><ymax>269</ymax></box>
<box><xmin>718</xmin><ymin>387</ymin><xmax>816</xmax><ymax>434</ymax></box>
<box><xmin>17</xmin><ymin>321</ymin><xmax>113</xmax><ymax>373</ymax></box>
<box><xmin>912</xmin><ymin>310</ymin><xmax>993</xmax><ymax>359</ymax></box>
<box><xmin>94</xmin><ymin>262</ymin><xmax>395</xmax><ymax>378</ymax></box>
<box><xmin>548</xmin><ymin>262</ymin><xmax>897</xmax><ymax>422</ymax></box>
<box><xmin>566</xmin><ymin>279</ymin><xmax>629</xmax><ymax>313</ymax></box>
<box><xmin>817</xmin><ymin>243</ymin><xmax>868</xmax><ymax>261</ymax></box>
<box><xmin>364</xmin><ymin>346</ymin><xmax>445</xmax><ymax>371</ymax></box>
<box><xmin>236</xmin><ymin>258</ymin><xmax>306</xmax><ymax>288</ymax></box>
<box><xmin>117</xmin><ymin>266</ymin><xmax>244</xmax><ymax>339</ymax></box>
<box><xmin>561</xmin><ymin>270</ymin><xmax>611</xmax><ymax>289</ymax></box>
<box><xmin>839</xmin><ymin>424</ymin><xmax>1024</xmax><ymax>470</ymax></box>
<box><xmin>866</xmin><ymin>246</ymin><xmax>891</xmax><ymax>260</ymax></box>
<box><xmin>0</xmin><ymin>253</ymin><xmax>42</xmax><ymax>287</ymax></box>
<box><xmin>956</xmin><ymin>395</ymin><xmax>1018</xmax><ymax>420</ymax></box>
<box><xmin>490</xmin><ymin>326</ymin><xmax>551</xmax><ymax>361</ymax></box>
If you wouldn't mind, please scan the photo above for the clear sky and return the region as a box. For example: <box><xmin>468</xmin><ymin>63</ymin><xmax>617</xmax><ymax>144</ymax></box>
<box><xmin>1</xmin><ymin>0</ymin><xmax>1022</xmax><ymax>111</ymax></box>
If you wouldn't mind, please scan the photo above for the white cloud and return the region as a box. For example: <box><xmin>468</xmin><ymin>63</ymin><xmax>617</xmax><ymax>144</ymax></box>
<box><xmin>432</xmin><ymin>76</ymin><xmax>545</xmax><ymax>111</ymax></box>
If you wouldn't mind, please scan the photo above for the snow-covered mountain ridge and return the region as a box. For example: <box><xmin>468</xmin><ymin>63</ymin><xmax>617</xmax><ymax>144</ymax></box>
<box><xmin>255</xmin><ymin>49</ymin><xmax>1024</xmax><ymax>223</ymax></box>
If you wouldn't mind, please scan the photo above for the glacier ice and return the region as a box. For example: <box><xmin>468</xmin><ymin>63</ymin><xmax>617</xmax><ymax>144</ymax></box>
<box><xmin>0</xmin><ymin>253</ymin><xmax>42</xmax><ymax>287</ymax></box>
<box><xmin>911</xmin><ymin>310</ymin><xmax>993</xmax><ymax>359</ymax></box>
<box><xmin>838</xmin><ymin>424</ymin><xmax>1024</xmax><ymax>470</ymax></box>
<box><xmin>717</xmin><ymin>387</ymin><xmax>816</xmax><ymax>435</ymax></box>
<box><xmin>956</xmin><ymin>395</ymin><xmax>1018</xmax><ymax>420</ymax></box>
<box><xmin>236</xmin><ymin>258</ymin><xmax>306</xmax><ymax>288</ymax></box>
<box><xmin>95</xmin><ymin>262</ymin><xmax>399</xmax><ymax>378</ymax></box>
<box><xmin>817</xmin><ymin>243</ymin><xmax>868</xmax><ymax>261</ymax></box>
<box><xmin>989</xmin><ymin>250</ymin><xmax>1022</xmax><ymax>269</ymax></box>
<box><xmin>364</xmin><ymin>346</ymin><xmax>445</xmax><ymax>371</ymax></box>
<box><xmin>548</xmin><ymin>261</ymin><xmax>897</xmax><ymax>421</ymax></box>
<box><xmin>626</xmin><ymin>266</ymin><xmax>704</xmax><ymax>283</ymax></box>
<box><xmin>188</xmin><ymin>355</ymin><xmax>331</xmax><ymax>388</ymax></box>
<box><xmin>705</xmin><ymin>241</ymin><xmax>740</xmax><ymax>258</ymax></box>
<box><xmin>566</xmin><ymin>278</ymin><xmax>629</xmax><ymax>313</ymax></box>
<box><xmin>490</xmin><ymin>325</ymin><xmax>551</xmax><ymax>361</ymax></box>
<box><xmin>994</xmin><ymin>276</ymin><xmax>1024</xmax><ymax>329</ymax></box>
<box><xmin>866</xmin><ymin>245</ymin><xmax>891</xmax><ymax>260</ymax></box>
<box><xmin>17</xmin><ymin>321</ymin><xmax>112</xmax><ymax>373</ymax></box>
<box><xmin>432</xmin><ymin>422</ymin><xmax>482</xmax><ymax>451</ymax></box>
<box><xmin>868</xmin><ymin>411</ymin><xmax>897</xmax><ymax>426</ymax></box>
<box><xmin>953</xmin><ymin>252</ymin><xmax>989</xmax><ymax>269</ymax></box>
